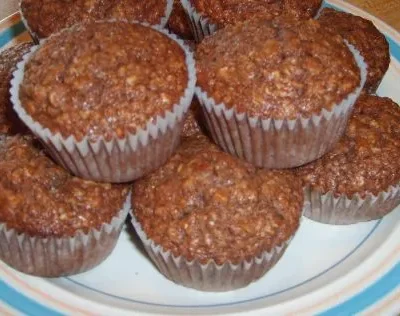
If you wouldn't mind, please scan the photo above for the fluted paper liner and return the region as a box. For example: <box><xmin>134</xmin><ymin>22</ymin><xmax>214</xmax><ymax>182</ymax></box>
<box><xmin>0</xmin><ymin>192</ymin><xmax>131</xmax><ymax>277</ymax></box>
<box><xmin>130</xmin><ymin>212</ymin><xmax>292</xmax><ymax>292</ymax></box>
<box><xmin>303</xmin><ymin>184</ymin><xmax>400</xmax><ymax>225</ymax></box>
<box><xmin>160</xmin><ymin>0</ymin><xmax>175</xmax><ymax>28</ymax></box>
<box><xmin>196</xmin><ymin>42</ymin><xmax>367</xmax><ymax>169</ymax></box>
<box><xmin>11</xmin><ymin>22</ymin><xmax>196</xmax><ymax>183</ymax></box>
<box><xmin>19</xmin><ymin>0</ymin><xmax>174</xmax><ymax>43</ymax></box>
<box><xmin>180</xmin><ymin>0</ymin><xmax>218</xmax><ymax>43</ymax></box>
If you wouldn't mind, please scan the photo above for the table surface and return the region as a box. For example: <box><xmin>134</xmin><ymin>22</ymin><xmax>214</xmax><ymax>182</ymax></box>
<box><xmin>0</xmin><ymin>0</ymin><xmax>399</xmax><ymax>32</ymax></box>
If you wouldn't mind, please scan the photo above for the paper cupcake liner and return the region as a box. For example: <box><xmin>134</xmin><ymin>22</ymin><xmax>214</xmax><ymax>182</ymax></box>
<box><xmin>0</xmin><ymin>191</ymin><xmax>131</xmax><ymax>277</ymax></box>
<box><xmin>19</xmin><ymin>0</ymin><xmax>174</xmax><ymax>43</ymax></box>
<box><xmin>196</xmin><ymin>42</ymin><xmax>367</xmax><ymax>169</ymax></box>
<box><xmin>160</xmin><ymin>0</ymin><xmax>175</xmax><ymax>28</ymax></box>
<box><xmin>180</xmin><ymin>0</ymin><xmax>218</xmax><ymax>43</ymax></box>
<box><xmin>303</xmin><ymin>184</ymin><xmax>400</xmax><ymax>225</ymax></box>
<box><xmin>130</xmin><ymin>212</ymin><xmax>292</xmax><ymax>292</ymax></box>
<box><xmin>10</xmin><ymin>22</ymin><xmax>196</xmax><ymax>183</ymax></box>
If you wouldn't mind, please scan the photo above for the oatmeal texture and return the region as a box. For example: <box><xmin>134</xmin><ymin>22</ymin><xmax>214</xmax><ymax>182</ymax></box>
<box><xmin>0</xmin><ymin>42</ymin><xmax>33</xmax><ymax>134</ymax></box>
<box><xmin>21</xmin><ymin>0</ymin><xmax>169</xmax><ymax>39</ymax></box>
<box><xmin>196</xmin><ymin>18</ymin><xmax>360</xmax><ymax>120</ymax></box>
<box><xmin>191</xmin><ymin>0</ymin><xmax>322</xmax><ymax>26</ymax></box>
<box><xmin>318</xmin><ymin>8</ymin><xmax>389</xmax><ymax>94</ymax></box>
<box><xmin>0</xmin><ymin>135</ymin><xmax>129</xmax><ymax>237</ymax></box>
<box><xmin>133</xmin><ymin>134</ymin><xmax>303</xmax><ymax>264</ymax></box>
<box><xmin>168</xmin><ymin>0</ymin><xmax>193</xmax><ymax>39</ymax></box>
<box><xmin>20</xmin><ymin>22</ymin><xmax>188</xmax><ymax>141</ymax></box>
<box><xmin>296</xmin><ymin>95</ymin><xmax>400</xmax><ymax>197</ymax></box>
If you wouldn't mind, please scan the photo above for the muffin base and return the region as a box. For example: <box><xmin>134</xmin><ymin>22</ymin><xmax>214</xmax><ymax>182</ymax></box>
<box><xmin>0</xmin><ymin>192</ymin><xmax>131</xmax><ymax>277</ymax></box>
<box><xmin>304</xmin><ymin>185</ymin><xmax>400</xmax><ymax>225</ymax></box>
<box><xmin>131</xmin><ymin>213</ymin><xmax>292</xmax><ymax>292</ymax></box>
<box><xmin>179</xmin><ymin>0</ymin><xmax>217</xmax><ymax>43</ymax></box>
<box><xmin>10</xmin><ymin>22</ymin><xmax>196</xmax><ymax>183</ymax></box>
<box><xmin>196</xmin><ymin>42</ymin><xmax>367</xmax><ymax>169</ymax></box>
<box><xmin>18</xmin><ymin>0</ymin><xmax>40</xmax><ymax>44</ymax></box>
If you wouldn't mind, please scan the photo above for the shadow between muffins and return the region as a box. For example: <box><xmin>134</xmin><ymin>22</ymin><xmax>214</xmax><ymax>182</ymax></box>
<box><xmin>124</xmin><ymin>215</ymin><xmax>156</xmax><ymax>268</ymax></box>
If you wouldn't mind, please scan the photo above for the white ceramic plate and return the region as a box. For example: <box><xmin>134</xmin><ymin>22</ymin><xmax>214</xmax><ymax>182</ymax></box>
<box><xmin>1</xmin><ymin>1</ymin><xmax>399</xmax><ymax>315</ymax></box>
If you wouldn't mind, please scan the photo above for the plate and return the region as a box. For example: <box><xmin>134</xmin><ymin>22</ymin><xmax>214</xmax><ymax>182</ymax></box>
<box><xmin>1</xmin><ymin>1</ymin><xmax>399</xmax><ymax>315</ymax></box>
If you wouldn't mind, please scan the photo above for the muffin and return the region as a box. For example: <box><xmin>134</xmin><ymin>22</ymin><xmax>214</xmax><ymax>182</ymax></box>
<box><xmin>318</xmin><ymin>8</ymin><xmax>390</xmax><ymax>94</ymax></box>
<box><xmin>11</xmin><ymin>21</ymin><xmax>195</xmax><ymax>183</ymax></box>
<box><xmin>181</xmin><ymin>98</ymin><xmax>204</xmax><ymax>137</ymax></box>
<box><xmin>296</xmin><ymin>95</ymin><xmax>400</xmax><ymax>224</ymax></box>
<box><xmin>0</xmin><ymin>135</ymin><xmax>130</xmax><ymax>277</ymax></box>
<box><xmin>131</xmin><ymin>134</ymin><xmax>303</xmax><ymax>291</ymax></box>
<box><xmin>168</xmin><ymin>0</ymin><xmax>193</xmax><ymax>39</ymax></box>
<box><xmin>180</xmin><ymin>0</ymin><xmax>322</xmax><ymax>42</ymax></box>
<box><xmin>20</xmin><ymin>0</ymin><xmax>174</xmax><ymax>42</ymax></box>
<box><xmin>0</xmin><ymin>42</ymin><xmax>33</xmax><ymax>135</ymax></box>
<box><xmin>196</xmin><ymin>18</ymin><xmax>366</xmax><ymax>169</ymax></box>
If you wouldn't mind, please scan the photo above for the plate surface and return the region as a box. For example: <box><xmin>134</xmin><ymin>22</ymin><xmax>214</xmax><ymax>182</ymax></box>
<box><xmin>1</xmin><ymin>1</ymin><xmax>400</xmax><ymax>315</ymax></box>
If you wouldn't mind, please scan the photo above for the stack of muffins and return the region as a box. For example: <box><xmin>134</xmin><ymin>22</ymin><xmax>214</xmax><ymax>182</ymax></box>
<box><xmin>0</xmin><ymin>0</ymin><xmax>398</xmax><ymax>292</ymax></box>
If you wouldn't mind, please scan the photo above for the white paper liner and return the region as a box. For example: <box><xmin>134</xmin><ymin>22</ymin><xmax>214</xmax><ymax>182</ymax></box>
<box><xmin>19</xmin><ymin>0</ymin><xmax>174</xmax><ymax>43</ymax></box>
<box><xmin>0</xmin><ymin>191</ymin><xmax>131</xmax><ymax>277</ymax></box>
<box><xmin>130</xmin><ymin>212</ymin><xmax>293</xmax><ymax>292</ymax></box>
<box><xmin>180</xmin><ymin>0</ymin><xmax>218</xmax><ymax>43</ymax></box>
<box><xmin>303</xmin><ymin>184</ymin><xmax>400</xmax><ymax>225</ymax></box>
<box><xmin>10</xmin><ymin>21</ymin><xmax>196</xmax><ymax>183</ymax></box>
<box><xmin>196</xmin><ymin>42</ymin><xmax>367</xmax><ymax>169</ymax></box>
<box><xmin>160</xmin><ymin>0</ymin><xmax>175</xmax><ymax>28</ymax></box>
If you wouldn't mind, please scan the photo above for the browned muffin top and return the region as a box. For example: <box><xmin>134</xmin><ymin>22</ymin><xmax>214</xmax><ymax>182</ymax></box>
<box><xmin>191</xmin><ymin>0</ymin><xmax>322</xmax><ymax>26</ymax></box>
<box><xmin>196</xmin><ymin>18</ymin><xmax>361</xmax><ymax>120</ymax></box>
<box><xmin>318</xmin><ymin>8</ymin><xmax>389</xmax><ymax>94</ymax></box>
<box><xmin>168</xmin><ymin>0</ymin><xmax>193</xmax><ymax>39</ymax></box>
<box><xmin>21</xmin><ymin>0</ymin><xmax>169</xmax><ymax>39</ymax></box>
<box><xmin>20</xmin><ymin>22</ymin><xmax>188</xmax><ymax>141</ymax></box>
<box><xmin>0</xmin><ymin>42</ymin><xmax>33</xmax><ymax>135</ymax></box>
<box><xmin>296</xmin><ymin>95</ymin><xmax>400</xmax><ymax>197</ymax></box>
<box><xmin>133</xmin><ymin>134</ymin><xmax>303</xmax><ymax>264</ymax></box>
<box><xmin>0</xmin><ymin>135</ymin><xmax>129</xmax><ymax>237</ymax></box>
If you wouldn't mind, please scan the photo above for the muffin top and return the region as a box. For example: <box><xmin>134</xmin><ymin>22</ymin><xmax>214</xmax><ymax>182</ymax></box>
<box><xmin>133</xmin><ymin>134</ymin><xmax>303</xmax><ymax>264</ymax></box>
<box><xmin>196</xmin><ymin>18</ymin><xmax>361</xmax><ymax>120</ymax></box>
<box><xmin>0</xmin><ymin>135</ymin><xmax>129</xmax><ymax>237</ymax></box>
<box><xmin>168</xmin><ymin>0</ymin><xmax>193</xmax><ymax>39</ymax></box>
<box><xmin>20</xmin><ymin>21</ymin><xmax>188</xmax><ymax>141</ymax></box>
<box><xmin>296</xmin><ymin>95</ymin><xmax>400</xmax><ymax>197</ymax></box>
<box><xmin>21</xmin><ymin>0</ymin><xmax>169</xmax><ymax>39</ymax></box>
<box><xmin>191</xmin><ymin>0</ymin><xmax>322</xmax><ymax>26</ymax></box>
<box><xmin>0</xmin><ymin>42</ymin><xmax>33</xmax><ymax>135</ymax></box>
<box><xmin>318</xmin><ymin>8</ymin><xmax>390</xmax><ymax>94</ymax></box>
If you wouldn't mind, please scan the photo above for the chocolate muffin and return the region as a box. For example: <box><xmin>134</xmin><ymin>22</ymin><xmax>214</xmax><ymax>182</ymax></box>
<box><xmin>0</xmin><ymin>135</ymin><xmax>130</xmax><ymax>277</ymax></box>
<box><xmin>132</xmin><ymin>134</ymin><xmax>303</xmax><ymax>291</ymax></box>
<box><xmin>318</xmin><ymin>8</ymin><xmax>390</xmax><ymax>94</ymax></box>
<box><xmin>168</xmin><ymin>0</ymin><xmax>193</xmax><ymax>39</ymax></box>
<box><xmin>297</xmin><ymin>95</ymin><xmax>400</xmax><ymax>224</ymax></box>
<box><xmin>20</xmin><ymin>0</ymin><xmax>173</xmax><ymax>41</ymax></box>
<box><xmin>0</xmin><ymin>42</ymin><xmax>33</xmax><ymax>135</ymax></box>
<box><xmin>196</xmin><ymin>17</ymin><xmax>366</xmax><ymax>168</ymax></box>
<box><xmin>180</xmin><ymin>0</ymin><xmax>322</xmax><ymax>42</ymax></box>
<box><xmin>12</xmin><ymin>21</ymin><xmax>196</xmax><ymax>182</ymax></box>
